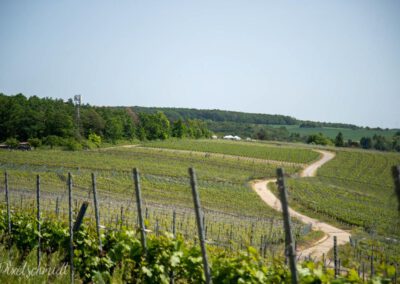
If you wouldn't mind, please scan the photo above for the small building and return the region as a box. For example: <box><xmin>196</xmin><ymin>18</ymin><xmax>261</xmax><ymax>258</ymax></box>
<box><xmin>0</xmin><ymin>144</ymin><xmax>9</xmax><ymax>150</ymax></box>
<box><xmin>223</xmin><ymin>135</ymin><xmax>241</xmax><ymax>141</ymax></box>
<box><xmin>18</xmin><ymin>142</ymin><xmax>32</xmax><ymax>151</ymax></box>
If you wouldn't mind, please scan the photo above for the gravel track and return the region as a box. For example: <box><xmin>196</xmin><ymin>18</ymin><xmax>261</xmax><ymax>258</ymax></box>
<box><xmin>252</xmin><ymin>150</ymin><xmax>351</xmax><ymax>260</ymax></box>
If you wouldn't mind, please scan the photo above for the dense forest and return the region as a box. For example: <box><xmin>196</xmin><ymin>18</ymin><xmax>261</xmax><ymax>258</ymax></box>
<box><xmin>0</xmin><ymin>94</ymin><xmax>211</xmax><ymax>149</ymax></box>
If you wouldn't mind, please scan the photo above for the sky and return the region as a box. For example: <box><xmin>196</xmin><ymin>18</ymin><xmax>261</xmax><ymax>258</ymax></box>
<box><xmin>0</xmin><ymin>1</ymin><xmax>399</xmax><ymax>128</ymax></box>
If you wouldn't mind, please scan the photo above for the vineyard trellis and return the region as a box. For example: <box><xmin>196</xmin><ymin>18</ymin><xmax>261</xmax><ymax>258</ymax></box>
<box><xmin>1</xmin><ymin>163</ymin><xmax>400</xmax><ymax>282</ymax></box>
<box><xmin>1</xmin><ymin>167</ymin><xmax>326</xmax><ymax>282</ymax></box>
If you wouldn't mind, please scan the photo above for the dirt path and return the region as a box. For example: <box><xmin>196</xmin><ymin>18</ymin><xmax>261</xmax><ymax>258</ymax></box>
<box><xmin>252</xmin><ymin>150</ymin><xmax>351</xmax><ymax>260</ymax></box>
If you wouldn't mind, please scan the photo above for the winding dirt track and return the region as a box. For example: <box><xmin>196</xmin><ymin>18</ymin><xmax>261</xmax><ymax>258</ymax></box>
<box><xmin>252</xmin><ymin>150</ymin><xmax>351</xmax><ymax>260</ymax></box>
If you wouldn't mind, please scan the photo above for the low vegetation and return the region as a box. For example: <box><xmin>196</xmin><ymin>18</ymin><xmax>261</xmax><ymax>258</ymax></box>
<box><xmin>2</xmin><ymin>209</ymin><xmax>388</xmax><ymax>283</ymax></box>
<box><xmin>276</xmin><ymin>149</ymin><xmax>400</xmax><ymax>264</ymax></box>
<box><xmin>142</xmin><ymin>139</ymin><xmax>320</xmax><ymax>164</ymax></box>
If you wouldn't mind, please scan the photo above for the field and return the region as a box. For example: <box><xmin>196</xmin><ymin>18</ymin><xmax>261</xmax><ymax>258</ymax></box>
<box><xmin>269</xmin><ymin>148</ymin><xmax>400</xmax><ymax>264</ymax></box>
<box><xmin>0</xmin><ymin>144</ymin><xmax>312</xmax><ymax>257</ymax></box>
<box><xmin>270</xmin><ymin>125</ymin><xmax>399</xmax><ymax>141</ymax></box>
<box><xmin>142</xmin><ymin>139</ymin><xmax>320</xmax><ymax>164</ymax></box>
<box><xmin>1</xmin><ymin>139</ymin><xmax>399</xmax><ymax>282</ymax></box>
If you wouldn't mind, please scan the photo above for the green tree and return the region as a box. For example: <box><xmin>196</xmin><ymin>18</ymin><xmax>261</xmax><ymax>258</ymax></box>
<box><xmin>307</xmin><ymin>133</ymin><xmax>333</xmax><ymax>146</ymax></box>
<box><xmin>393</xmin><ymin>136</ymin><xmax>400</xmax><ymax>152</ymax></box>
<box><xmin>372</xmin><ymin>135</ymin><xmax>391</xmax><ymax>151</ymax></box>
<box><xmin>360</xmin><ymin>137</ymin><xmax>372</xmax><ymax>149</ymax></box>
<box><xmin>335</xmin><ymin>132</ymin><xmax>344</xmax><ymax>147</ymax></box>
<box><xmin>45</xmin><ymin>110</ymin><xmax>74</xmax><ymax>138</ymax></box>
<box><xmin>172</xmin><ymin>119</ymin><xmax>186</xmax><ymax>138</ymax></box>
<box><xmin>43</xmin><ymin>135</ymin><xmax>62</xmax><ymax>149</ymax></box>
<box><xmin>27</xmin><ymin>138</ymin><xmax>42</xmax><ymax>148</ymax></box>
<box><xmin>139</xmin><ymin>112</ymin><xmax>170</xmax><ymax>140</ymax></box>
<box><xmin>81</xmin><ymin>109</ymin><xmax>105</xmax><ymax>137</ymax></box>
<box><xmin>104</xmin><ymin>117</ymin><xmax>124</xmax><ymax>142</ymax></box>
<box><xmin>186</xmin><ymin>119</ymin><xmax>211</xmax><ymax>138</ymax></box>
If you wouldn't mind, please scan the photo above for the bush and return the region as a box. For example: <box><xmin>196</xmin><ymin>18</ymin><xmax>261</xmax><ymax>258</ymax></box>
<box><xmin>64</xmin><ymin>138</ymin><xmax>83</xmax><ymax>151</ymax></box>
<box><xmin>27</xmin><ymin>138</ymin><xmax>42</xmax><ymax>148</ymax></box>
<box><xmin>43</xmin><ymin>135</ymin><xmax>62</xmax><ymax>149</ymax></box>
<box><xmin>88</xmin><ymin>133</ymin><xmax>102</xmax><ymax>147</ymax></box>
<box><xmin>307</xmin><ymin>133</ymin><xmax>333</xmax><ymax>146</ymax></box>
<box><xmin>5</xmin><ymin>137</ymin><xmax>19</xmax><ymax>148</ymax></box>
<box><xmin>82</xmin><ymin>140</ymin><xmax>96</xmax><ymax>150</ymax></box>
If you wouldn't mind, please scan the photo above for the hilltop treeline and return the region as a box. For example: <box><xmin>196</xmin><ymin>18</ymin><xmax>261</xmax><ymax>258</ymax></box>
<box><xmin>132</xmin><ymin>106</ymin><xmax>363</xmax><ymax>129</ymax></box>
<box><xmin>0</xmin><ymin>94</ymin><xmax>211</xmax><ymax>147</ymax></box>
<box><xmin>133</xmin><ymin>106</ymin><xmax>298</xmax><ymax>125</ymax></box>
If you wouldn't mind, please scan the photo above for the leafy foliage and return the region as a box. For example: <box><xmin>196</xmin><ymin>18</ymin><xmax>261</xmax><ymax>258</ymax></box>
<box><xmin>1</xmin><ymin>209</ymin><xmax>392</xmax><ymax>283</ymax></box>
<box><xmin>0</xmin><ymin>94</ymin><xmax>211</xmax><ymax>146</ymax></box>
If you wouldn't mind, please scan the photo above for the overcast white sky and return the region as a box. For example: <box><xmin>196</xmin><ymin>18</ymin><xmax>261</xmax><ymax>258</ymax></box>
<box><xmin>1</xmin><ymin>0</ymin><xmax>399</xmax><ymax>128</ymax></box>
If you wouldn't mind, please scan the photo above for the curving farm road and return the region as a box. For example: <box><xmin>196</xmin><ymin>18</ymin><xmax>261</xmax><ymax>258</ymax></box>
<box><xmin>252</xmin><ymin>150</ymin><xmax>351</xmax><ymax>260</ymax></box>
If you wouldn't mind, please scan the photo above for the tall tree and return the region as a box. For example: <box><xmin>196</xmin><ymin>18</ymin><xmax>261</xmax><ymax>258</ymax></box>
<box><xmin>335</xmin><ymin>132</ymin><xmax>344</xmax><ymax>147</ymax></box>
<box><xmin>172</xmin><ymin>119</ymin><xmax>186</xmax><ymax>138</ymax></box>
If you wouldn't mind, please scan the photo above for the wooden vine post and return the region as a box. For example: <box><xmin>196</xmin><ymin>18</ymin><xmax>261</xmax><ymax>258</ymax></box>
<box><xmin>5</xmin><ymin>171</ymin><xmax>11</xmax><ymax>235</ymax></box>
<box><xmin>334</xmin><ymin>236</ymin><xmax>338</xmax><ymax>278</ymax></box>
<box><xmin>393</xmin><ymin>165</ymin><xmax>400</xmax><ymax>212</ymax></box>
<box><xmin>133</xmin><ymin>168</ymin><xmax>147</xmax><ymax>254</ymax></box>
<box><xmin>91</xmin><ymin>173</ymin><xmax>102</xmax><ymax>252</ymax></box>
<box><xmin>276</xmin><ymin>168</ymin><xmax>298</xmax><ymax>284</ymax></box>
<box><xmin>73</xmin><ymin>202</ymin><xmax>89</xmax><ymax>233</ymax></box>
<box><xmin>189</xmin><ymin>168</ymin><xmax>212</xmax><ymax>284</ymax></box>
<box><xmin>36</xmin><ymin>174</ymin><xmax>41</xmax><ymax>269</ymax></box>
<box><xmin>68</xmin><ymin>172</ymin><xmax>74</xmax><ymax>284</ymax></box>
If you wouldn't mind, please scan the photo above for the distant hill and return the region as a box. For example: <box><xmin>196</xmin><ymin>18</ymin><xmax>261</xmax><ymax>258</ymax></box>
<box><xmin>131</xmin><ymin>106</ymin><xmax>298</xmax><ymax>125</ymax></box>
<box><xmin>131</xmin><ymin>106</ymin><xmax>361</xmax><ymax>129</ymax></box>
<box><xmin>130</xmin><ymin>106</ymin><xmax>399</xmax><ymax>143</ymax></box>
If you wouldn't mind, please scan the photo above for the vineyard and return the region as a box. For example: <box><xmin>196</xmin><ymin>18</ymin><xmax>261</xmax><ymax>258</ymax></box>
<box><xmin>0</xmin><ymin>141</ymin><xmax>399</xmax><ymax>283</ymax></box>
<box><xmin>1</xmin><ymin>207</ymin><xmax>378</xmax><ymax>283</ymax></box>
<box><xmin>142</xmin><ymin>139</ymin><xmax>320</xmax><ymax>164</ymax></box>
<box><xmin>276</xmin><ymin>148</ymin><xmax>400</xmax><ymax>275</ymax></box>
<box><xmin>0</xmin><ymin>145</ymin><xmax>311</xmax><ymax>270</ymax></box>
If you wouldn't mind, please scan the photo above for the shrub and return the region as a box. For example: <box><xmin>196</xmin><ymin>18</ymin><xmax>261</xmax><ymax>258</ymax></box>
<box><xmin>64</xmin><ymin>138</ymin><xmax>83</xmax><ymax>151</ymax></box>
<box><xmin>307</xmin><ymin>133</ymin><xmax>333</xmax><ymax>146</ymax></box>
<box><xmin>5</xmin><ymin>137</ymin><xmax>19</xmax><ymax>148</ymax></box>
<box><xmin>82</xmin><ymin>140</ymin><xmax>96</xmax><ymax>150</ymax></box>
<box><xmin>27</xmin><ymin>138</ymin><xmax>42</xmax><ymax>148</ymax></box>
<box><xmin>43</xmin><ymin>135</ymin><xmax>62</xmax><ymax>149</ymax></box>
<box><xmin>88</xmin><ymin>133</ymin><xmax>102</xmax><ymax>147</ymax></box>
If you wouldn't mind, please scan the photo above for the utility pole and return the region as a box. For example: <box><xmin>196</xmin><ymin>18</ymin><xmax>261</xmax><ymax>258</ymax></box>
<box><xmin>74</xmin><ymin>94</ymin><xmax>81</xmax><ymax>139</ymax></box>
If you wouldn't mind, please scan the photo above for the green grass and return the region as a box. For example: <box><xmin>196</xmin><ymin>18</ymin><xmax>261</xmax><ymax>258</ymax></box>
<box><xmin>141</xmin><ymin>139</ymin><xmax>320</xmax><ymax>164</ymax></box>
